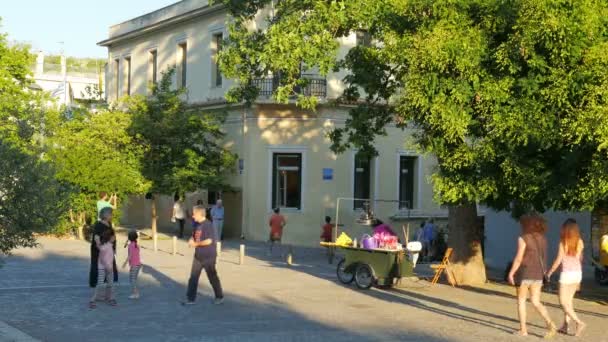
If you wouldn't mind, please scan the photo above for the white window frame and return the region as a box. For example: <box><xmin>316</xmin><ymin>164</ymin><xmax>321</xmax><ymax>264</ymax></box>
<box><xmin>397</xmin><ymin>150</ymin><xmax>423</xmax><ymax>211</ymax></box>
<box><xmin>209</xmin><ymin>26</ymin><xmax>225</xmax><ymax>89</ymax></box>
<box><xmin>175</xmin><ymin>38</ymin><xmax>188</xmax><ymax>89</ymax></box>
<box><xmin>267</xmin><ymin>146</ymin><xmax>307</xmax><ymax>213</ymax></box>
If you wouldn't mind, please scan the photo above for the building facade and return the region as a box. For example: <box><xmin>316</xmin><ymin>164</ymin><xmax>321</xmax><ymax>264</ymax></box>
<box><xmin>98</xmin><ymin>0</ymin><xmax>446</xmax><ymax>246</ymax></box>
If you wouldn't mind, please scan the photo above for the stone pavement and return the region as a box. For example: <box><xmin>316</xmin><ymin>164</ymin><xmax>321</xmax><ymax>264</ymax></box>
<box><xmin>0</xmin><ymin>236</ymin><xmax>607</xmax><ymax>342</ymax></box>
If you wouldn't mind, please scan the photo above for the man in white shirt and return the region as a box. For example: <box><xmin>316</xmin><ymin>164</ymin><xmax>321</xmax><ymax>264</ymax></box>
<box><xmin>172</xmin><ymin>197</ymin><xmax>187</xmax><ymax>238</ymax></box>
<box><xmin>211</xmin><ymin>200</ymin><xmax>225</xmax><ymax>241</ymax></box>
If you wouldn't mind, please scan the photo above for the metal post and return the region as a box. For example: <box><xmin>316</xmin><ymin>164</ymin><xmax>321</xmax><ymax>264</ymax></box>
<box><xmin>172</xmin><ymin>236</ymin><xmax>177</xmax><ymax>256</ymax></box>
<box><xmin>153</xmin><ymin>233</ymin><xmax>158</xmax><ymax>252</ymax></box>
<box><xmin>217</xmin><ymin>241</ymin><xmax>222</xmax><ymax>257</ymax></box>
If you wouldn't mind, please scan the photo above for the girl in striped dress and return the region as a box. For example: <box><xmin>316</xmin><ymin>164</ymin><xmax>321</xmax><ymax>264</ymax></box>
<box><xmin>123</xmin><ymin>230</ymin><xmax>142</xmax><ymax>299</ymax></box>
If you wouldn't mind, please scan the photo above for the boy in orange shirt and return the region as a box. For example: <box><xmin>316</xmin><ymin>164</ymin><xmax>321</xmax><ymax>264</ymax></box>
<box><xmin>321</xmin><ymin>216</ymin><xmax>333</xmax><ymax>243</ymax></box>
<box><xmin>268</xmin><ymin>208</ymin><xmax>286</xmax><ymax>256</ymax></box>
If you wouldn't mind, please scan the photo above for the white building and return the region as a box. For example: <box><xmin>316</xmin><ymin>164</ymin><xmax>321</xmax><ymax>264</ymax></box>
<box><xmin>97</xmin><ymin>0</ymin><xmax>451</xmax><ymax>245</ymax></box>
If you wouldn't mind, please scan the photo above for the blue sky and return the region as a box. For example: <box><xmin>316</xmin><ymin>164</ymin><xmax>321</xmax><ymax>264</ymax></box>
<box><xmin>1</xmin><ymin>0</ymin><xmax>178</xmax><ymax>58</ymax></box>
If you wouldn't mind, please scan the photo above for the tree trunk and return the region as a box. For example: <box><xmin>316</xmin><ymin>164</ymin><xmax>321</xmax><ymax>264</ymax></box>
<box><xmin>448</xmin><ymin>203</ymin><xmax>487</xmax><ymax>286</ymax></box>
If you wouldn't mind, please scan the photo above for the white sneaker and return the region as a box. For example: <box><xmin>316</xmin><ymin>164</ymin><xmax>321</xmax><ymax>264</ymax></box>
<box><xmin>128</xmin><ymin>294</ymin><xmax>139</xmax><ymax>299</ymax></box>
<box><xmin>213</xmin><ymin>298</ymin><xmax>224</xmax><ymax>305</ymax></box>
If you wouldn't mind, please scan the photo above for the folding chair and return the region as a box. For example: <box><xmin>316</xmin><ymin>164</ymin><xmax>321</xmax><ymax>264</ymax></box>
<box><xmin>430</xmin><ymin>248</ymin><xmax>457</xmax><ymax>287</ymax></box>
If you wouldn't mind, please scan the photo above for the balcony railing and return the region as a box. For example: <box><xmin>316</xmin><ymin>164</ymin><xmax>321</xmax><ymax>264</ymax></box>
<box><xmin>253</xmin><ymin>74</ymin><xmax>327</xmax><ymax>98</ymax></box>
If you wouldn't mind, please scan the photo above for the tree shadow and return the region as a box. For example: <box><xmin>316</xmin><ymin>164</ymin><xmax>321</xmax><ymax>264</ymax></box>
<box><xmin>219</xmin><ymin>240</ymin><xmax>606</xmax><ymax>339</ymax></box>
<box><xmin>0</xmin><ymin>242</ymin><xmax>453</xmax><ymax>342</ymax></box>
<box><xmin>456</xmin><ymin>284</ymin><xmax>608</xmax><ymax>319</ymax></box>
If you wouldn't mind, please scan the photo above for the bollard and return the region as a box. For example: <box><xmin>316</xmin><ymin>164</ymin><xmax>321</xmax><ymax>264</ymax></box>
<box><xmin>217</xmin><ymin>241</ymin><xmax>222</xmax><ymax>257</ymax></box>
<box><xmin>172</xmin><ymin>236</ymin><xmax>177</xmax><ymax>256</ymax></box>
<box><xmin>239</xmin><ymin>244</ymin><xmax>245</xmax><ymax>265</ymax></box>
<box><xmin>287</xmin><ymin>245</ymin><xmax>293</xmax><ymax>266</ymax></box>
<box><xmin>153</xmin><ymin>233</ymin><xmax>158</xmax><ymax>252</ymax></box>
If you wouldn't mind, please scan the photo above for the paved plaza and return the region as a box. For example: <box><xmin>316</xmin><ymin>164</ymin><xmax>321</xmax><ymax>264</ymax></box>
<box><xmin>0</xmin><ymin>236</ymin><xmax>606</xmax><ymax>342</ymax></box>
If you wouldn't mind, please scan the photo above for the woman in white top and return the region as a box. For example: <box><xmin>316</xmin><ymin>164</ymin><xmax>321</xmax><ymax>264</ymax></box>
<box><xmin>547</xmin><ymin>218</ymin><xmax>586</xmax><ymax>337</ymax></box>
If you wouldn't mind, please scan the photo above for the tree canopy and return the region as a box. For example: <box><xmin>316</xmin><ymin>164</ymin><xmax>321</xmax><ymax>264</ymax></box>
<box><xmin>220</xmin><ymin>0</ymin><xmax>608</xmax><ymax>214</ymax></box>
<box><xmin>0</xmin><ymin>23</ymin><xmax>72</xmax><ymax>252</ymax></box>
<box><xmin>126</xmin><ymin>68</ymin><xmax>237</xmax><ymax>196</ymax></box>
<box><xmin>45</xmin><ymin>108</ymin><xmax>149</xmax><ymax>228</ymax></box>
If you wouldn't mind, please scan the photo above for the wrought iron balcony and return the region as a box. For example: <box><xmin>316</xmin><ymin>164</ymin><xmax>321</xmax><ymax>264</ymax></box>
<box><xmin>253</xmin><ymin>74</ymin><xmax>327</xmax><ymax>98</ymax></box>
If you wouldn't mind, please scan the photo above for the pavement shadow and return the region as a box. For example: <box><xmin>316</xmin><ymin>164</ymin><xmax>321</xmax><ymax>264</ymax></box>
<box><xmin>0</xmin><ymin>245</ymin><xmax>453</xmax><ymax>342</ymax></box>
<box><xmin>456</xmin><ymin>284</ymin><xmax>608</xmax><ymax>319</ymax></box>
<box><xmin>223</xmin><ymin>240</ymin><xmax>554</xmax><ymax>338</ymax></box>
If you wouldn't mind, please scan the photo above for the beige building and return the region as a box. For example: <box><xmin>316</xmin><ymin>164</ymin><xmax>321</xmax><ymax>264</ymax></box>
<box><xmin>98</xmin><ymin>0</ymin><xmax>446</xmax><ymax>246</ymax></box>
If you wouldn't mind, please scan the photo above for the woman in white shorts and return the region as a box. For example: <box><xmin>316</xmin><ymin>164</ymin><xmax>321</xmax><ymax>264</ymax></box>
<box><xmin>547</xmin><ymin>218</ymin><xmax>586</xmax><ymax>337</ymax></box>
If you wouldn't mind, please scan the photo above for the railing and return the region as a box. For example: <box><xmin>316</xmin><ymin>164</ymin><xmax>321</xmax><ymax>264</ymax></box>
<box><xmin>253</xmin><ymin>74</ymin><xmax>327</xmax><ymax>98</ymax></box>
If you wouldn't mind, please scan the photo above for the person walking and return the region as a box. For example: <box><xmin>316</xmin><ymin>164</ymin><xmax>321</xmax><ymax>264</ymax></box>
<box><xmin>268</xmin><ymin>208</ymin><xmax>286</xmax><ymax>256</ymax></box>
<box><xmin>123</xmin><ymin>230</ymin><xmax>143</xmax><ymax>300</ymax></box>
<box><xmin>211</xmin><ymin>200</ymin><xmax>225</xmax><ymax>241</ymax></box>
<box><xmin>547</xmin><ymin>219</ymin><xmax>586</xmax><ymax>336</ymax></box>
<box><xmin>172</xmin><ymin>196</ymin><xmax>187</xmax><ymax>238</ymax></box>
<box><xmin>422</xmin><ymin>219</ymin><xmax>435</xmax><ymax>261</ymax></box>
<box><xmin>88</xmin><ymin>207</ymin><xmax>118</xmax><ymax>303</ymax></box>
<box><xmin>184</xmin><ymin>205</ymin><xmax>224</xmax><ymax>305</ymax></box>
<box><xmin>508</xmin><ymin>213</ymin><xmax>557</xmax><ymax>338</ymax></box>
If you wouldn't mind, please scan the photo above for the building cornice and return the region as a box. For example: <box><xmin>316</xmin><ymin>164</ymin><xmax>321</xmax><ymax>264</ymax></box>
<box><xmin>97</xmin><ymin>3</ymin><xmax>226</xmax><ymax>47</ymax></box>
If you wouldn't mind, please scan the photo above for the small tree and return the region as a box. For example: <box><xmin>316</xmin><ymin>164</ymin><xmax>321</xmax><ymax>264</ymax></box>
<box><xmin>45</xmin><ymin>108</ymin><xmax>149</xmax><ymax>234</ymax></box>
<box><xmin>127</xmin><ymin>69</ymin><xmax>236</xmax><ymax>238</ymax></box>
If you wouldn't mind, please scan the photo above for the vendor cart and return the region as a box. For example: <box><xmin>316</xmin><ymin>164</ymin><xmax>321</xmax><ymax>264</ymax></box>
<box><xmin>322</xmin><ymin>243</ymin><xmax>414</xmax><ymax>289</ymax></box>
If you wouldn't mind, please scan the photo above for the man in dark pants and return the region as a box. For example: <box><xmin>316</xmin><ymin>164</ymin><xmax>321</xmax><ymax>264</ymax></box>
<box><xmin>184</xmin><ymin>205</ymin><xmax>224</xmax><ymax>305</ymax></box>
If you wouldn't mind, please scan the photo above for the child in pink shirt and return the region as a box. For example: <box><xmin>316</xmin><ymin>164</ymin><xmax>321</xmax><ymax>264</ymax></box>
<box><xmin>123</xmin><ymin>230</ymin><xmax>142</xmax><ymax>299</ymax></box>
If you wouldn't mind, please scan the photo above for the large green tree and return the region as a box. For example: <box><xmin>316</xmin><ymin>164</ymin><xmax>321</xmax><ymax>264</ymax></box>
<box><xmin>0</xmin><ymin>22</ymin><xmax>72</xmax><ymax>253</ymax></box>
<box><xmin>45</xmin><ymin>108</ymin><xmax>149</xmax><ymax>233</ymax></box>
<box><xmin>126</xmin><ymin>69</ymin><xmax>236</xmax><ymax>238</ymax></box>
<box><xmin>219</xmin><ymin>0</ymin><xmax>608</xmax><ymax>285</ymax></box>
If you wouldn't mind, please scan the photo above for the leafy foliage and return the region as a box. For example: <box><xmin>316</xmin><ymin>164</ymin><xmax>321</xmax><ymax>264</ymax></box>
<box><xmin>221</xmin><ymin>0</ymin><xmax>608</xmax><ymax>214</ymax></box>
<box><xmin>0</xmin><ymin>140</ymin><xmax>72</xmax><ymax>254</ymax></box>
<box><xmin>45</xmin><ymin>108</ymin><xmax>149</xmax><ymax>231</ymax></box>
<box><xmin>126</xmin><ymin>68</ymin><xmax>237</xmax><ymax>196</ymax></box>
<box><xmin>0</xmin><ymin>22</ymin><xmax>72</xmax><ymax>252</ymax></box>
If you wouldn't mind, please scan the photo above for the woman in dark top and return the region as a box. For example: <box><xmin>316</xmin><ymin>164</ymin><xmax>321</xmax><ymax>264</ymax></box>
<box><xmin>89</xmin><ymin>207</ymin><xmax>118</xmax><ymax>288</ymax></box>
<box><xmin>508</xmin><ymin>214</ymin><xmax>556</xmax><ymax>338</ymax></box>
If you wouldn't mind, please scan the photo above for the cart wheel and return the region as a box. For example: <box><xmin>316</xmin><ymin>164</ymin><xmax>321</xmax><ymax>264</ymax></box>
<box><xmin>354</xmin><ymin>263</ymin><xmax>374</xmax><ymax>290</ymax></box>
<box><xmin>595</xmin><ymin>267</ymin><xmax>608</xmax><ymax>285</ymax></box>
<box><xmin>337</xmin><ymin>259</ymin><xmax>354</xmax><ymax>284</ymax></box>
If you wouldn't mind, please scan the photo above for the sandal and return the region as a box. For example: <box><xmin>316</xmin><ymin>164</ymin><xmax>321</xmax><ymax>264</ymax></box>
<box><xmin>558</xmin><ymin>325</ymin><xmax>568</xmax><ymax>335</ymax></box>
<box><xmin>575</xmin><ymin>322</ymin><xmax>586</xmax><ymax>337</ymax></box>
<box><xmin>512</xmin><ymin>330</ymin><xmax>528</xmax><ymax>337</ymax></box>
<box><xmin>107</xmin><ymin>299</ymin><xmax>118</xmax><ymax>306</ymax></box>
<box><xmin>88</xmin><ymin>301</ymin><xmax>96</xmax><ymax>309</ymax></box>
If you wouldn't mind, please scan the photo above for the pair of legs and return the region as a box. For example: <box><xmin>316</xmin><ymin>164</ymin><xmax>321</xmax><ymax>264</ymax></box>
<box><xmin>516</xmin><ymin>282</ymin><xmax>556</xmax><ymax>337</ymax></box>
<box><xmin>129</xmin><ymin>265</ymin><xmax>142</xmax><ymax>299</ymax></box>
<box><xmin>558</xmin><ymin>282</ymin><xmax>586</xmax><ymax>336</ymax></box>
<box><xmin>177</xmin><ymin>219</ymin><xmax>185</xmax><ymax>238</ymax></box>
<box><xmin>186</xmin><ymin>257</ymin><xmax>223</xmax><ymax>302</ymax></box>
<box><xmin>268</xmin><ymin>235</ymin><xmax>282</xmax><ymax>256</ymax></box>
<box><xmin>213</xmin><ymin>220</ymin><xmax>224</xmax><ymax>241</ymax></box>
<box><xmin>90</xmin><ymin>268</ymin><xmax>115</xmax><ymax>307</ymax></box>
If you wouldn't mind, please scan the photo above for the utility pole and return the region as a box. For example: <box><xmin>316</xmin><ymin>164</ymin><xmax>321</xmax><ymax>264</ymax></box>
<box><xmin>59</xmin><ymin>41</ymin><xmax>68</xmax><ymax>106</ymax></box>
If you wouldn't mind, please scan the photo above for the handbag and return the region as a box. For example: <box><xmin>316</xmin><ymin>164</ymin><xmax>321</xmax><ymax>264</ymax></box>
<box><xmin>532</xmin><ymin>235</ymin><xmax>550</xmax><ymax>288</ymax></box>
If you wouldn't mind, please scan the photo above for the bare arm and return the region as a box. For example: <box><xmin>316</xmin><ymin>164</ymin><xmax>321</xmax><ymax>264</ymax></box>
<box><xmin>577</xmin><ymin>239</ymin><xmax>584</xmax><ymax>261</ymax></box>
<box><xmin>188</xmin><ymin>238</ymin><xmax>213</xmax><ymax>248</ymax></box>
<box><xmin>547</xmin><ymin>243</ymin><xmax>564</xmax><ymax>277</ymax></box>
<box><xmin>508</xmin><ymin>237</ymin><xmax>526</xmax><ymax>285</ymax></box>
